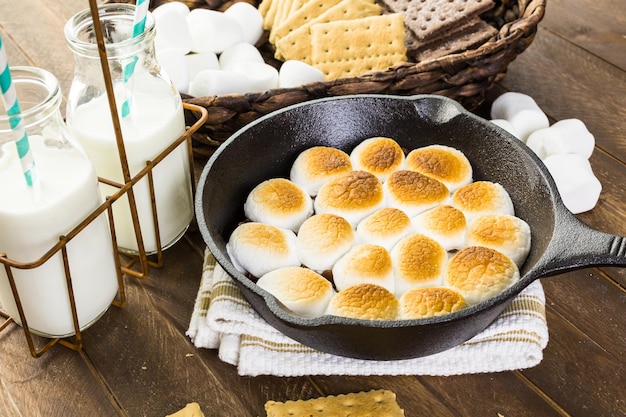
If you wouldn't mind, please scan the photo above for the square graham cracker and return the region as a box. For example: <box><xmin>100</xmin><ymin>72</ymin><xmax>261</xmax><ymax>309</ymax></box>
<box><xmin>310</xmin><ymin>13</ymin><xmax>407</xmax><ymax>80</ymax></box>
<box><xmin>380</xmin><ymin>0</ymin><xmax>495</xmax><ymax>41</ymax></box>
<box><xmin>264</xmin><ymin>389</ymin><xmax>405</xmax><ymax>417</ymax></box>
<box><xmin>274</xmin><ymin>0</ymin><xmax>382</xmax><ymax>62</ymax></box>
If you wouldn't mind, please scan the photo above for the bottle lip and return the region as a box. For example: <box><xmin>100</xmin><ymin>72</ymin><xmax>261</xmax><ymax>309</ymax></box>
<box><xmin>64</xmin><ymin>3</ymin><xmax>156</xmax><ymax>58</ymax></box>
<box><xmin>0</xmin><ymin>66</ymin><xmax>61</xmax><ymax>134</ymax></box>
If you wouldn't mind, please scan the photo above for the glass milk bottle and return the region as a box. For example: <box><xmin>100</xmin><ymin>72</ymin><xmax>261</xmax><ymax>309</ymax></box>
<box><xmin>64</xmin><ymin>3</ymin><xmax>193</xmax><ymax>254</ymax></box>
<box><xmin>0</xmin><ymin>67</ymin><xmax>119</xmax><ymax>338</ymax></box>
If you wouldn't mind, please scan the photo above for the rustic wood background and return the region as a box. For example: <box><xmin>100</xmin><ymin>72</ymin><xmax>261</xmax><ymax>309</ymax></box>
<box><xmin>0</xmin><ymin>0</ymin><xmax>624</xmax><ymax>416</ymax></box>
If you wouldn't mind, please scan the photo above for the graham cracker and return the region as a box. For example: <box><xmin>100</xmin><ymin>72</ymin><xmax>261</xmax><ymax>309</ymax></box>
<box><xmin>262</xmin><ymin>0</ymin><xmax>287</xmax><ymax>30</ymax></box>
<box><xmin>409</xmin><ymin>19</ymin><xmax>498</xmax><ymax>61</ymax></box>
<box><xmin>404</xmin><ymin>15</ymin><xmax>482</xmax><ymax>51</ymax></box>
<box><xmin>274</xmin><ymin>0</ymin><xmax>382</xmax><ymax>62</ymax></box>
<box><xmin>264</xmin><ymin>390</ymin><xmax>405</xmax><ymax>417</ymax></box>
<box><xmin>380</xmin><ymin>0</ymin><xmax>495</xmax><ymax>41</ymax></box>
<box><xmin>165</xmin><ymin>402</ymin><xmax>204</xmax><ymax>417</ymax></box>
<box><xmin>269</xmin><ymin>0</ymin><xmax>306</xmax><ymax>43</ymax></box>
<box><xmin>258</xmin><ymin>0</ymin><xmax>272</xmax><ymax>17</ymax></box>
<box><xmin>310</xmin><ymin>13</ymin><xmax>407</xmax><ymax>80</ymax></box>
<box><xmin>270</xmin><ymin>0</ymin><xmax>345</xmax><ymax>43</ymax></box>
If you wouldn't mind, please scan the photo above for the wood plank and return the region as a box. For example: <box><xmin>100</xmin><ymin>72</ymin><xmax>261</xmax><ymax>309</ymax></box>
<box><xmin>540</xmin><ymin>268</ymin><xmax>625</xmax><ymax>358</ymax></box>
<box><xmin>521</xmin><ymin>304</ymin><xmax>626</xmax><ymax>416</ymax></box>
<box><xmin>0</xmin><ymin>0</ymin><xmax>85</xmax><ymax>100</ymax></box>
<box><xmin>0</xmin><ymin>326</ymin><xmax>119</xmax><ymax>416</ymax></box>
<box><xmin>539</xmin><ymin>0</ymin><xmax>626</xmax><ymax>69</ymax></box>
<box><xmin>500</xmin><ymin>28</ymin><xmax>626</xmax><ymax>162</ymax></box>
<box><xmin>1</xmin><ymin>0</ymin><xmax>625</xmax><ymax>416</ymax></box>
<box><xmin>310</xmin><ymin>375</ymin><xmax>463</xmax><ymax>417</ymax></box>
<box><xmin>312</xmin><ymin>372</ymin><xmax>566</xmax><ymax>416</ymax></box>
<box><xmin>0</xmin><ymin>28</ymin><xmax>32</xmax><ymax>67</ymax></box>
<box><xmin>81</xmin><ymin>235</ymin><xmax>322</xmax><ymax>416</ymax></box>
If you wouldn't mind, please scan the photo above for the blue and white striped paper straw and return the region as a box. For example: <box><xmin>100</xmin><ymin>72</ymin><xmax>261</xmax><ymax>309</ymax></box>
<box><xmin>120</xmin><ymin>0</ymin><xmax>150</xmax><ymax>118</ymax></box>
<box><xmin>0</xmin><ymin>35</ymin><xmax>38</xmax><ymax>187</ymax></box>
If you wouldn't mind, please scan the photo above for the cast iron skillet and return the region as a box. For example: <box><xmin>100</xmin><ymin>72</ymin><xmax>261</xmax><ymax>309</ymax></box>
<box><xmin>196</xmin><ymin>94</ymin><xmax>626</xmax><ymax>360</ymax></box>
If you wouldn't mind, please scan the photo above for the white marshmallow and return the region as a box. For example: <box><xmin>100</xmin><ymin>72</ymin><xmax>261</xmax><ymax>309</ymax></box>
<box><xmin>219</xmin><ymin>42</ymin><xmax>265</xmax><ymax>70</ymax></box>
<box><xmin>279</xmin><ymin>60</ymin><xmax>326</xmax><ymax>88</ymax></box>
<box><xmin>224</xmin><ymin>2</ymin><xmax>264</xmax><ymax>45</ymax></box>
<box><xmin>490</xmin><ymin>119</ymin><xmax>520</xmax><ymax>139</ymax></box>
<box><xmin>232</xmin><ymin>61</ymin><xmax>279</xmax><ymax>93</ymax></box>
<box><xmin>152</xmin><ymin>1</ymin><xmax>190</xmax><ymax>19</ymax></box>
<box><xmin>185</xmin><ymin>52</ymin><xmax>220</xmax><ymax>81</ymax></box>
<box><xmin>189</xmin><ymin>69</ymin><xmax>252</xmax><ymax>97</ymax></box>
<box><xmin>187</xmin><ymin>9</ymin><xmax>243</xmax><ymax>54</ymax></box>
<box><xmin>526</xmin><ymin>119</ymin><xmax>595</xmax><ymax>160</ymax></box>
<box><xmin>154</xmin><ymin>9</ymin><xmax>192</xmax><ymax>54</ymax></box>
<box><xmin>543</xmin><ymin>154</ymin><xmax>602</xmax><ymax>214</ymax></box>
<box><xmin>491</xmin><ymin>92</ymin><xmax>549</xmax><ymax>142</ymax></box>
<box><xmin>156</xmin><ymin>48</ymin><xmax>189</xmax><ymax>94</ymax></box>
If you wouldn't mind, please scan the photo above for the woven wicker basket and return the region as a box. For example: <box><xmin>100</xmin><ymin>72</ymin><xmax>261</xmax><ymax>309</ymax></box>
<box><xmin>148</xmin><ymin>0</ymin><xmax>546</xmax><ymax>157</ymax></box>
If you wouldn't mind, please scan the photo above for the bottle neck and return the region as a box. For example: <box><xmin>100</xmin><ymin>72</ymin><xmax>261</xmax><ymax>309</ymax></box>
<box><xmin>0</xmin><ymin>67</ymin><xmax>62</xmax><ymax>140</ymax></box>
<box><xmin>64</xmin><ymin>3</ymin><xmax>156</xmax><ymax>62</ymax></box>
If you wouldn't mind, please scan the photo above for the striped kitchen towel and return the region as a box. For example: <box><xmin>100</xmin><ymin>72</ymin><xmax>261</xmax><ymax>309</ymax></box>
<box><xmin>187</xmin><ymin>249</ymin><xmax>549</xmax><ymax>377</ymax></box>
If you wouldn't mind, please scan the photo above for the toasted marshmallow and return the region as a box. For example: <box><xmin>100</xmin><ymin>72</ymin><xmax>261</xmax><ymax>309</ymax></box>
<box><xmin>315</xmin><ymin>170</ymin><xmax>385</xmax><ymax>227</ymax></box>
<box><xmin>391</xmin><ymin>233</ymin><xmax>448</xmax><ymax>296</ymax></box>
<box><xmin>412</xmin><ymin>205</ymin><xmax>467</xmax><ymax>251</ymax></box>
<box><xmin>384</xmin><ymin>170</ymin><xmax>449</xmax><ymax>217</ymax></box>
<box><xmin>466</xmin><ymin>214</ymin><xmax>531</xmax><ymax>267</ymax></box>
<box><xmin>297</xmin><ymin>214</ymin><xmax>355</xmax><ymax>272</ymax></box>
<box><xmin>356</xmin><ymin>207</ymin><xmax>413</xmax><ymax>251</ymax></box>
<box><xmin>326</xmin><ymin>283</ymin><xmax>399</xmax><ymax>320</ymax></box>
<box><xmin>444</xmin><ymin>246</ymin><xmax>520</xmax><ymax>305</ymax></box>
<box><xmin>450</xmin><ymin>181</ymin><xmax>515</xmax><ymax>222</ymax></box>
<box><xmin>257</xmin><ymin>267</ymin><xmax>335</xmax><ymax>318</ymax></box>
<box><xmin>244</xmin><ymin>178</ymin><xmax>313</xmax><ymax>232</ymax></box>
<box><xmin>332</xmin><ymin>244</ymin><xmax>395</xmax><ymax>293</ymax></box>
<box><xmin>289</xmin><ymin>146</ymin><xmax>353</xmax><ymax>196</ymax></box>
<box><xmin>349</xmin><ymin>137</ymin><xmax>405</xmax><ymax>182</ymax></box>
<box><xmin>226</xmin><ymin>222</ymin><xmax>299</xmax><ymax>277</ymax></box>
<box><xmin>405</xmin><ymin>145</ymin><xmax>472</xmax><ymax>192</ymax></box>
<box><xmin>399</xmin><ymin>287</ymin><xmax>467</xmax><ymax>319</ymax></box>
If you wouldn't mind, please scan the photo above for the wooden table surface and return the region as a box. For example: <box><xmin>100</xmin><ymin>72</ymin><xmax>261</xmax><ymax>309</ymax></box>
<box><xmin>1</xmin><ymin>0</ymin><xmax>624</xmax><ymax>416</ymax></box>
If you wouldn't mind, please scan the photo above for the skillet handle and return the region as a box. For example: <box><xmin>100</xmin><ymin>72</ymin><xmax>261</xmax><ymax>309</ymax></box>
<box><xmin>539</xmin><ymin>210</ymin><xmax>626</xmax><ymax>277</ymax></box>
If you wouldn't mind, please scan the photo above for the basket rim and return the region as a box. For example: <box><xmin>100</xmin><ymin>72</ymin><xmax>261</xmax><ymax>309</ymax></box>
<box><xmin>184</xmin><ymin>0</ymin><xmax>547</xmax><ymax>103</ymax></box>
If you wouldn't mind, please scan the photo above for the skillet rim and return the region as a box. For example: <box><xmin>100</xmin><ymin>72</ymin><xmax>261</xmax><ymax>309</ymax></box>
<box><xmin>195</xmin><ymin>93</ymin><xmax>562</xmax><ymax>330</ymax></box>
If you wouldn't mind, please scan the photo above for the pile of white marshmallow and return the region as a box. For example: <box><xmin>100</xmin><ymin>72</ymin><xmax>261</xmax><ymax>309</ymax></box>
<box><xmin>152</xmin><ymin>1</ymin><xmax>325</xmax><ymax>97</ymax></box>
<box><xmin>490</xmin><ymin>92</ymin><xmax>601</xmax><ymax>214</ymax></box>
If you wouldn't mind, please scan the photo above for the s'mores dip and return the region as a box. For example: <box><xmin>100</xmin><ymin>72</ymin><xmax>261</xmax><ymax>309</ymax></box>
<box><xmin>226</xmin><ymin>138</ymin><xmax>531</xmax><ymax>321</ymax></box>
